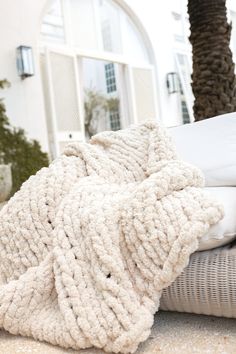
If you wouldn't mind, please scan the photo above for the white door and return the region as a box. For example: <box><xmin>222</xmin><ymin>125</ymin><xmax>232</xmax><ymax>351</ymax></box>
<box><xmin>127</xmin><ymin>65</ymin><xmax>159</xmax><ymax>124</ymax></box>
<box><xmin>41</xmin><ymin>47</ymin><xmax>85</xmax><ymax>158</ymax></box>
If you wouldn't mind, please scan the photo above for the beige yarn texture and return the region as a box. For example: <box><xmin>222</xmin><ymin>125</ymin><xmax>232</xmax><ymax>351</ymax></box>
<box><xmin>0</xmin><ymin>122</ymin><xmax>223</xmax><ymax>353</ymax></box>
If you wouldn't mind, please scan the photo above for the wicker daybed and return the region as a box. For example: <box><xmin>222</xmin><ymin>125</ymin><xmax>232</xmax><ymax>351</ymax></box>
<box><xmin>160</xmin><ymin>242</ymin><xmax>236</xmax><ymax>318</ymax></box>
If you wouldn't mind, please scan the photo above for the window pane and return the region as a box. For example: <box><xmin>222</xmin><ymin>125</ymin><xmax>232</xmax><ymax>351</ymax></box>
<box><xmin>175</xmin><ymin>53</ymin><xmax>194</xmax><ymax>122</ymax></box>
<box><xmin>70</xmin><ymin>0</ymin><xmax>99</xmax><ymax>50</ymax></box>
<box><xmin>122</xmin><ymin>16</ymin><xmax>150</xmax><ymax>63</ymax></box>
<box><xmin>41</xmin><ymin>0</ymin><xmax>65</xmax><ymax>43</ymax></box>
<box><xmin>82</xmin><ymin>58</ymin><xmax>122</xmax><ymax>138</ymax></box>
<box><xmin>181</xmin><ymin>98</ymin><xmax>190</xmax><ymax>124</ymax></box>
<box><xmin>99</xmin><ymin>0</ymin><xmax>122</xmax><ymax>53</ymax></box>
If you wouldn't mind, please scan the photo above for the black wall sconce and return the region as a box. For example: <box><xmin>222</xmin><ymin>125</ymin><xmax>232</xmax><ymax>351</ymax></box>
<box><xmin>16</xmin><ymin>46</ymin><xmax>35</xmax><ymax>79</ymax></box>
<box><xmin>166</xmin><ymin>72</ymin><xmax>180</xmax><ymax>94</ymax></box>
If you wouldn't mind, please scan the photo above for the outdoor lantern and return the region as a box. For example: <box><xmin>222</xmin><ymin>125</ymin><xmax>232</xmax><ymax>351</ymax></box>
<box><xmin>166</xmin><ymin>72</ymin><xmax>180</xmax><ymax>94</ymax></box>
<box><xmin>16</xmin><ymin>46</ymin><xmax>35</xmax><ymax>79</ymax></box>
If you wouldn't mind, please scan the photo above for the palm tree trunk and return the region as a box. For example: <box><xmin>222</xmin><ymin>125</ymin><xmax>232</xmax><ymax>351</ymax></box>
<box><xmin>188</xmin><ymin>0</ymin><xmax>236</xmax><ymax>121</ymax></box>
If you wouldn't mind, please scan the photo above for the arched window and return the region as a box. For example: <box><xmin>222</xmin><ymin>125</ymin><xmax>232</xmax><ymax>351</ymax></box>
<box><xmin>40</xmin><ymin>0</ymin><xmax>158</xmax><ymax>158</ymax></box>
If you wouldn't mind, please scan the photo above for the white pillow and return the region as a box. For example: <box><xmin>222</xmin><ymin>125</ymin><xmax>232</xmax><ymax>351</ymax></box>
<box><xmin>198</xmin><ymin>187</ymin><xmax>236</xmax><ymax>251</ymax></box>
<box><xmin>169</xmin><ymin>113</ymin><xmax>236</xmax><ymax>186</ymax></box>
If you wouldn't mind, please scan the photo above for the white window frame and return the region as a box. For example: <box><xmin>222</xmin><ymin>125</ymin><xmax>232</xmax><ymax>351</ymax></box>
<box><xmin>41</xmin><ymin>43</ymin><xmax>158</xmax><ymax>124</ymax></box>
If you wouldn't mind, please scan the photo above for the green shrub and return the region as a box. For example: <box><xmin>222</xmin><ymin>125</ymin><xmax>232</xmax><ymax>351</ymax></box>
<box><xmin>0</xmin><ymin>79</ymin><xmax>49</xmax><ymax>195</ymax></box>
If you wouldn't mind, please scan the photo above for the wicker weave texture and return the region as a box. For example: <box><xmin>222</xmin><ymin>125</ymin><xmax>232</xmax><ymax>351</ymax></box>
<box><xmin>160</xmin><ymin>244</ymin><xmax>236</xmax><ymax>318</ymax></box>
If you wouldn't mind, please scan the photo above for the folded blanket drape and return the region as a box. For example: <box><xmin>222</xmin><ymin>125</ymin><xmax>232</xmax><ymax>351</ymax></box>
<box><xmin>0</xmin><ymin>122</ymin><xmax>223</xmax><ymax>353</ymax></box>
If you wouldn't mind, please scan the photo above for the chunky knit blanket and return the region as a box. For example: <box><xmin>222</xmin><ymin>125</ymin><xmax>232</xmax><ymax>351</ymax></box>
<box><xmin>0</xmin><ymin>122</ymin><xmax>223</xmax><ymax>353</ymax></box>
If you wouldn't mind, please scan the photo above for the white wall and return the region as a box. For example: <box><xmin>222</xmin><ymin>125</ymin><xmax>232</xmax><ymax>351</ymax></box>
<box><xmin>0</xmin><ymin>0</ymin><xmax>184</xmax><ymax>155</ymax></box>
<box><xmin>1</xmin><ymin>0</ymin><xmax>235</xmax><ymax>152</ymax></box>
<box><xmin>0</xmin><ymin>0</ymin><xmax>49</xmax><ymax>152</ymax></box>
<box><xmin>227</xmin><ymin>0</ymin><xmax>236</xmax><ymax>13</ymax></box>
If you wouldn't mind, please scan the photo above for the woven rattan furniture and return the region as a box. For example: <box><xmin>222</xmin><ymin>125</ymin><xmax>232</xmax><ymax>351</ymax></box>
<box><xmin>160</xmin><ymin>242</ymin><xmax>236</xmax><ymax>318</ymax></box>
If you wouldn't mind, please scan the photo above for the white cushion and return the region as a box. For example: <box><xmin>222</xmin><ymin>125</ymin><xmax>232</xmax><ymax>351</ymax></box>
<box><xmin>198</xmin><ymin>187</ymin><xmax>236</xmax><ymax>251</ymax></box>
<box><xmin>169</xmin><ymin>113</ymin><xmax>236</xmax><ymax>186</ymax></box>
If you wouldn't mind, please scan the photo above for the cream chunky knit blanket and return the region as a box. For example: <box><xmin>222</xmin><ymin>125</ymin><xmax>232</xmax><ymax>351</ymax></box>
<box><xmin>0</xmin><ymin>122</ymin><xmax>223</xmax><ymax>353</ymax></box>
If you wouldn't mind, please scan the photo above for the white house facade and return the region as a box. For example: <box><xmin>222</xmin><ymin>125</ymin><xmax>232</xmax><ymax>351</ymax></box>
<box><xmin>0</xmin><ymin>0</ymin><xmax>236</xmax><ymax>159</ymax></box>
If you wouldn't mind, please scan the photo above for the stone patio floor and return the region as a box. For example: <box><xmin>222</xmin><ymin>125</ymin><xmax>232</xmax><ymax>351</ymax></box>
<box><xmin>0</xmin><ymin>311</ymin><xmax>236</xmax><ymax>354</ymax></box>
